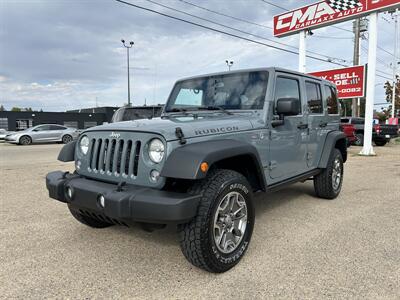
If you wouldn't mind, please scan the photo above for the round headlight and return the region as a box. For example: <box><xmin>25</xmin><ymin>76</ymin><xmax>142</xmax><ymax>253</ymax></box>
<box><xmin>148</xmin><ymin>139</ymin><xmax>165</xmax><ymax>163</ymax></box>
<box><xmin>80</xmin><ymin>136</ymin><xmax>90</xmax><ymax>155</ymax></box>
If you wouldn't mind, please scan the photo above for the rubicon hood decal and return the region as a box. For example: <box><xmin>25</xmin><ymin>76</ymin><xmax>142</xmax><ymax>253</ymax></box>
<box><xmin>195</xmin><ymin>126</ymin><xmax>240</xmax><ymax>136</ymax></box>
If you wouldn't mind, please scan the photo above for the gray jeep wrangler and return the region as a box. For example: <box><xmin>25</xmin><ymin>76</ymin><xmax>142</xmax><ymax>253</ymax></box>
<box><xmin>46</xmin><ymin>68</ymin><xmax>347</xmax><ymax>273</ymax></box>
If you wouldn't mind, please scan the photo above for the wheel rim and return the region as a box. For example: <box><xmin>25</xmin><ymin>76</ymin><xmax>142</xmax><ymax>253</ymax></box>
<box><xmin>213</xmin><ymin>191</ymin><xmax>248</xmax><ymax>254</ymax></box>
<box><xmin>21</xmin><ymin>137</ymin><xmax>30</xmax><ymax>145</ymax></box>
<box><xmin>63</xmin><ymin>135</ymin><xmax>72</xmax><ymax>143</ymax></box>
<box><xmin>355</xmin><ymin>135</ymin><xmax>362</xmax><ymax>146</ymax></box>
<box><xmin>332</xmin><ymin>157</ymin><xmax>342</xmax><ymax>191</ymax></box>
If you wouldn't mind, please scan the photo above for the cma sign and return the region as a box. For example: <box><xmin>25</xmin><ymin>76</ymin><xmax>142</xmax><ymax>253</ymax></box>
<box><xmin>276</xmin><ymin>2</ymin><xmax>362</xmax><ymax>32</ymax></box>
<box><xmin>273</xmin><ymin>0</ymin><xmax>400</xmax><ymax>37</ymax></box>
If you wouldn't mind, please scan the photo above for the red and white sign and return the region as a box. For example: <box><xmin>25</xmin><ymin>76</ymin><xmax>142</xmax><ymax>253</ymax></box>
<box><xmin>274</xmin><ymin>0</ymin><xmax>400</xmax><ymax>37</ymax></box>
<box><xmin>309</xmin><ymin>65</ymin><xmax>366</xmax><ymax>99</ymax></box>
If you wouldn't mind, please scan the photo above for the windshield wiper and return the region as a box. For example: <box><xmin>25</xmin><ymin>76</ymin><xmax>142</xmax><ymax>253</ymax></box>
<box><xmin>167</xmin><ymin>108</ymin><xmax>188</xmax><ymax>113</ymax></box>
<box><xmin>164</xmin><ymin>107</ymin><xmax>199</xmax><ymax>119</ymax></box>
<box><xmin>197</xmin><ymin>106</ymin><xmax>233</xmax><ymax>115</ymax></box>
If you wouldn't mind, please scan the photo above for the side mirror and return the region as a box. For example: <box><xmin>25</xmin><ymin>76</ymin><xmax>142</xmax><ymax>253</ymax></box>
<box><xmin>276</xmin><ymin>98</ymin><xmax>300</xmax><ymax>116</ymax></box>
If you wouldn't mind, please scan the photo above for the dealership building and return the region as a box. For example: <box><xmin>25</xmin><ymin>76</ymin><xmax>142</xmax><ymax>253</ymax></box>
<box><xmin>0</xmin><ymin>105</ymin><xmax>163</xmax><ymax>131</ymax></box>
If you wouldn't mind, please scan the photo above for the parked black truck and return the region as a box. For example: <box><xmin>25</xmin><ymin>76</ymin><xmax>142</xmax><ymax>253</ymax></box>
<box><xmin>340</xmin><ymin>117</ymin><xmax>399</xmax><ymax>146</ymax></box>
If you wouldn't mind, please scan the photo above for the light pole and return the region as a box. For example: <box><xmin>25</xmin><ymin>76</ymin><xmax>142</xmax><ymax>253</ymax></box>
<box><xmin>121</xmin><ymin>39</ymin><xmax>134</xmax><ymax>107</ymax></box>
<box><xmin>225</xmin><ymin>60</ymin><xmax>234</xmax><ymax>71</ymax></box>
<box><xmin>391</xmin><ymin>9</ymin><xmax>399</xmax><ymax>118</ymax></box>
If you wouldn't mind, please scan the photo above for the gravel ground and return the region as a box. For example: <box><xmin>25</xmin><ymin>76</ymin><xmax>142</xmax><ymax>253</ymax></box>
<box><xmin>1</xmin><ymin>142</ymin><xmax>399</xmax><ymax>299</ymax></box>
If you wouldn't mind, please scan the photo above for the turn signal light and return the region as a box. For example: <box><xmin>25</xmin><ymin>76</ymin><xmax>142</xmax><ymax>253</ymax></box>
<box><xmin>200</xmin><ymin>162</ymin><xmax>209</xmax><ymax>173</ymax></box>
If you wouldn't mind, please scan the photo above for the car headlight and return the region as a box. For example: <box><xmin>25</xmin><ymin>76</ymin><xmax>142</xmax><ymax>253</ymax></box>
<box><xmin>79</xmin><ymin>135</ymin><xmax>90</xmax><ymax>155</ymax></box>
<box><xmin>148</xmin><ymin>138</ymin><xmax>165</xmax><ymax>163</ymax></box>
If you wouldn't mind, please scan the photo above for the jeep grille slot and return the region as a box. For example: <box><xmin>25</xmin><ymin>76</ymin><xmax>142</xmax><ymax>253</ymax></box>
<box><xmin>87</xmin><ymin>137</ymin><xmax>141</xmax><ymax>179</ymax></box>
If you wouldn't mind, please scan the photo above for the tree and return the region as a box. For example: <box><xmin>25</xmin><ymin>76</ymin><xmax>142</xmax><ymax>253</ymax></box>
<box><xmin>0</xmin><ymin>104</ymin><xmax>5</xmax><ymax>111</ymax></box>
<box><xmin>11</xmin><ymin>107</ymin><xmax>22</xmax><ymax>112</ymax></box>
<box><xmin>384</xmin><ymin>75</ymin><xmax>400</xmax><ymax>117</ymax></box>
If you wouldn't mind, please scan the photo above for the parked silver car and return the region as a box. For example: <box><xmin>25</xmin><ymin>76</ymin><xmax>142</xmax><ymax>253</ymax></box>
<box><xmin>5</xmin><ymin>124</ymin><xmax>79</xmax><ymax>145</ymax></box>
<box><xmin>0</xmin><ymin>129</ymin><xmax>13</xmax><ymax>140</ymax></box>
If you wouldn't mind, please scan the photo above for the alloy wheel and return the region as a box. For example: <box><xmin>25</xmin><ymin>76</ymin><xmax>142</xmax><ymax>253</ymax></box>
<box><xmin>213</xmin><ymin>191</ymin><xmax>248</xmax><ymax>254</ymax></box>
<box><xmin>331</xmin><ymin>157</ymin><xmax>342</xmax><ymax>191</ymax></box>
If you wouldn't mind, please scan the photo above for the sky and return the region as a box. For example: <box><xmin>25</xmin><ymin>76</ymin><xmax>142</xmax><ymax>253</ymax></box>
<box><xmin>0</xmin><ymin>0</ymin><xmax>397</xmax><ymax>112</ymax></box>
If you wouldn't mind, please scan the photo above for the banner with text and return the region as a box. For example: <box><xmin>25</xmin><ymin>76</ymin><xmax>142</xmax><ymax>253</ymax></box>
<box><xmin>309</xmin><ymin>65</ymin><xmax>366</xmax><ymax>99</ymax></box>
<box><xmin>274</xmin><ymin>0</ymin><xmax>400</xmax><ymax>37</ymax></box>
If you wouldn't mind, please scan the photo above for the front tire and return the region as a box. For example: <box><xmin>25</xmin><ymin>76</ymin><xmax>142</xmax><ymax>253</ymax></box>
<box><xmin>314</xmin><ymin>148</ymin><xmax>344</xmax><ymax>199</ymax></box>
<box><xmin>178</xmin><ymin>169</ymin><xmax>255</xmax><ymax>273</ymax></box>
<box><xmin>68</xmin><ymin>205</ymin><xmax>113</xmax><ymax>228</ymax></box>
<box><xmin>19</xmin><ymin>135</ymin><xmax>32</xmax><ymax>145</ymax></box>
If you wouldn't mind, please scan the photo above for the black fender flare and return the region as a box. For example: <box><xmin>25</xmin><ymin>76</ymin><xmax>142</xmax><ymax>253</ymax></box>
<box><xmin>58</xmin><ymin>140</ymin><xmax>76</xmax><ymax>162</ymax></box>
<box><xmin>160</xmin><ymin>139</ymin><xmax>266</xmax><ymax>189</ymax></box>
<box><xmin>318</xmin><ymin>131</ymin><xmax>347</xmax><ymax>168</ymax></box>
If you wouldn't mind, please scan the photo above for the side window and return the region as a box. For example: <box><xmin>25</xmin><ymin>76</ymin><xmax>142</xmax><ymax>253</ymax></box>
<box><xmin>351</xmin><ymin>118</ymin><xmax>364</xmax><ymax>125</ymax></box>
<box><xmin>324</xmin><ymin>85</ymin><xmax>339</xmax><ymax>114</ymax></box>
<box><xmin>35</xmin><ymin>125</ymin><xmax>50</xmax><ymax>131</ymax></box>
<box><xmin>275</xmin><ymin>76</ymin><xmax>301</xmax><ymax>114</ymax></box>
<box><xmin>306</xmin><ymin>81</ymin><xmax>323</xmax><ymax>114</ymax></box>
<box><xmin>50</xmin><ymin>125</ymin><xmax>65</xmax><ymax>130</ymax></box>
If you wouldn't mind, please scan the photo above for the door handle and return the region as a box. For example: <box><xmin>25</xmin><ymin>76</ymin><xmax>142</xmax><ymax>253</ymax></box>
<box><xmin>319</xmin><ymin>122</ymin><xmax>328</xmax><ymax>128</ymax></box>
<box><xmin>297</xmin><ymin>123</ymin><xmax>308</xmax><ymax>130</ymax></box>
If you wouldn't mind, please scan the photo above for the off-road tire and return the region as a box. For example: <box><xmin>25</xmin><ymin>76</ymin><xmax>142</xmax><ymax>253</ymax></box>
<box><xmin>68</xmin><ymin>205</ymin><xmax>112</xmax><ymax>228</ymax></box>
<box><xmin>178</xmin><ymin>169</ymin><xmax>255</xmax><ymax>273</ymax></box>
<box><xmin>354</xmin><ymin>133</ymin><xmax>364</xmax><ymax>146</ymax></box>
<box><xmin>374</xmin><ymin>139</ymin><xmax>387</xmax><ymax>147</ymax></box>
<box><xmin>62</xmin><ymin>134</ymin><xmax>73</xmax><ymax>144</ymax></box>
<box><xmin>314</xmin><ymin>148</ymin><xmax>343</xmax><ymax>200</ymax></box>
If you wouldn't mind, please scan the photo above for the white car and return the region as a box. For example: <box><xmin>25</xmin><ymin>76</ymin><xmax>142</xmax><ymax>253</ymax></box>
<box><xmin>5</xmin><ymin>124</ymin><xmax>79</xmax><ymax>145</ymax></box>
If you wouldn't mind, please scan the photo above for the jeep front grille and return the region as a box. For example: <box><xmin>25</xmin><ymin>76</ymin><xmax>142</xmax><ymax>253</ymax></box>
<box><xmin>88</xmin><ymin>138</ymin><xmax>141</xmax><ymax>178</ymax></box>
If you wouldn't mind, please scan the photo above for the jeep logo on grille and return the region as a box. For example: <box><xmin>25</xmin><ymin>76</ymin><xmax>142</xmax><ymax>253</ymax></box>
<box><xmin>110</xmin><ymin>132</ymin><xmax>121</xmax><ymax>139</ymax></box>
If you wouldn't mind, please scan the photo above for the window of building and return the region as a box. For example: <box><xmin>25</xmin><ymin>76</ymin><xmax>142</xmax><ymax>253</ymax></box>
<box><xmin>275</xmin><ymin>77</ymin><xmax>301</xmax><ymax>114</ymax></box>
<box><xmin>63</xmin><ymin>121</ymin><xmax>78</xmax><ymax>129</ymax></box>
<box><xmin>16</xmin><ymin>119</ymin><xmax>33</xmax><ymax>131</ymax></box>
<box><xmin>84</xmin><ymin>121</ymin><xmax>97</xmax><ymax>129</ymax></box>
<box><xmin>324</xmin><ymin>85</ymin><xmax>339</xmax><ymax>114</ymax></box>
<box><xmin>0</xmin><ymin>118</ymin><xmax>8</xmax><ymax>130</ymax></box>
<box><xmin>306</xmin><ymin>81</ymin><xmax>323</xmax><ymax>114</ymax></box>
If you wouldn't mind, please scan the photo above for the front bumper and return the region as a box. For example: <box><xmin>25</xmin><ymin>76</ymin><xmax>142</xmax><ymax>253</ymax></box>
<box><xmin>4</xmin><ymin>136</ymin><xmax>18</xmax><ymax>143</ymax></box>
<box><xmin>46</xmin><ymin>171</ymin><xmax>201</xmax><ymax>224</ymax></box>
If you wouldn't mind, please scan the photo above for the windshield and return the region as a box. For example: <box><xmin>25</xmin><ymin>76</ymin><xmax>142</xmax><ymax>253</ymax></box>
<box><xmin>112</xmin><ymin>107</ymin><xmax>163</xmax><ymax>123</ymax></box>
<box><xmin>165</xmin><ymin>71</ymin><xmax>269</xmax><ymax>112</ymax></box>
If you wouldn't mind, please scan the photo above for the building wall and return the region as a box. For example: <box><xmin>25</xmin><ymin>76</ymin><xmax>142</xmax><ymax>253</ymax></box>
<box><xmin>0</xmin><ymin>111</ymin><xmax>107</xmax><ymax>131</ymax></box>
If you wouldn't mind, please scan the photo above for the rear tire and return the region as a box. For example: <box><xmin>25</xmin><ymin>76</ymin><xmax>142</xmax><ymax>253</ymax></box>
<box><xmin>314</xmin><ymin>148</ymin><xmax>343</xmax><ymax>200</ymax></box>
<box><xmin>374</xmin><ymin>139</ymin><xmax>387</xmax><ymax>147</ymax></box>
<box><xmin>178</xmin><ymin>169</ymin><xmax>255</xmax><ymax>273</ymax></box>
<box><xmin>62</xmin><ymin>134</ymin><xmax>73</xmax><ymax>144</ymax></box>
<box><xmin>19</xmin><ymin>135</ymin><xmax>32</xmax><ymax>145</ymax></box>
<box><xmin>354</xmin><ymin>133</ymin><xmax>364</xmax><ymax>146</ymax></box>
<box><xmin>68</xmin><ymin>205</ymin><xmax>113</xmax><ymax>228</ymax></box>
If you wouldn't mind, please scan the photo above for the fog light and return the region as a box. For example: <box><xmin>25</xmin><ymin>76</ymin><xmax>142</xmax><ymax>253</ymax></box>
<box><xmin>98</xmin><ymin>195</ymin><xmax>105</xmax><ymax>208</ymax></box>
<box><xmin>150</xmin><ymin>170</ymin><xmax>160</xmax><ymax>182</ymax></box>
<box><xmin>66</xmin><ymin>187</ymin><xmax>73</xmax><ymax>199</ymax></box>
<box><xmin>75</xmin><ymin>160</ymin><xmax>81</xmax><ymax>170</ymax></box>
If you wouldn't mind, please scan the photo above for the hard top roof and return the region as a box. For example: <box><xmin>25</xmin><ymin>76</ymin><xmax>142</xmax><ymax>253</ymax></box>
<box><xmin>176</xmin><ymin>67</ymin><xmax>335</xmax><ymax>87</ymax></box>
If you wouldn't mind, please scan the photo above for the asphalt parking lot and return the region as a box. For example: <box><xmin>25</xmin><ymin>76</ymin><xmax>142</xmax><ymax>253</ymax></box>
<box><xmin>1</xmin><ymin>142</ymin><xmax>399</xmax><ymax>299</ymax></box>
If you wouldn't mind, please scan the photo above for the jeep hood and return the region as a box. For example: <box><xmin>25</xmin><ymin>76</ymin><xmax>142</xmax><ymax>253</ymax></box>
<box><xmin>85</xmin><ymin>114</ymin><xmax>258</xmax><ymax>141</ymax></box>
